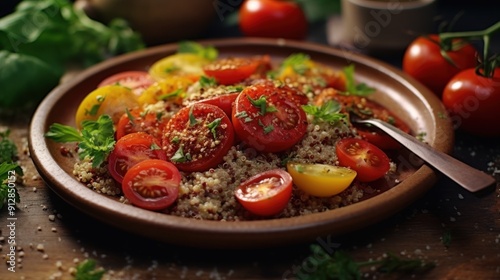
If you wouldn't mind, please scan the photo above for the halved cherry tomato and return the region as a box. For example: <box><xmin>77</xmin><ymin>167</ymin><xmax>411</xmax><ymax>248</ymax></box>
<box><xmin>162</xmin><ymin>103</ymin><xmax>235</xmax><ymax>172</ymax></box>
<box><xmin>115</xmin><ymin>108</ymin><xmax>168</xmax><ymax>141</ymax></box>
<box><xmin>287</xmin><ymin>163</ymin><xmax>357</xmax><ymax>197</ymax></box>
<box><xmin>108</xmin><ymin>132</ymin><xmax>167</xmax><ymax>183</ymax></box>
<box><xmin>149</xmin><ymin>53</ymin><xmax>210</xmax><ymax>81</ymax></box>
<box><xmin>75</xmin><ymin>85</ymin><xmax>139</xmax><ymax>129</ymax></box>
<box><xmin>234</xmin><ymin>169</ymin><xmax>292</xmax><ymax>216</ymax></box>
<box><xmin>403</xmin><ymin>34</ymin><xmax>477</xmax><ymax>97</ymax></box>
<box><xmin>122</xmin><ymin>159</ymin><xmax>180</xmax><ymax>211</ymax></box>
<box><xmin>196</xmin><ymin>92</ymin><xmax>239</xmax><ymax>117</ymax></box>
<box><xmin>232</xmin><ymin>82</ymin><xmax>308</xmax><ymax>153</ymax></box>
<box><xmin>336</xmin><ymin>138</ymin><xmax>390</xmax><ymax>182</ymax></box>
<box><xmin>203</xmin><ymin>57</ymin><xmax>262</xmax><ymax>85</ymax></box>
<box><xmin>98</xmin><ymin>71</ymin><xmax>154</xmax><ymax>96</ymax></box>
<box><xmin>315</xmin><ymin>89</ymin><xmax>410</xmax><ymax>150</ymax></box>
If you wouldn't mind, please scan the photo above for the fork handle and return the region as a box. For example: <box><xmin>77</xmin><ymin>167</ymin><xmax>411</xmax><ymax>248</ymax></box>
<box><xmin>360</xmin><ymin>119</ymin><xmax>495</xmax><ymax>192</ymax></box>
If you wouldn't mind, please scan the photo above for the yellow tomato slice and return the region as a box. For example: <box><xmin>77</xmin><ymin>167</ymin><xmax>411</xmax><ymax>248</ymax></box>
<box><xmin>148</xmin><ymin>53</ymin><xmax>210</xmax><ymax>81</ymax></box>
<box><xmin>287</xmin><ymin>163</ymin><xmax>357</xmax><ymax>197</ymax></box>
<box><xmin>75</xmin><ymin>85</ymin><xmax>139</xmax><ymax>129</ymax></box>
<box><xmin>138</xmin><ymin>76</ymin><xmax>194</xmax><ymax>105</ymax></box>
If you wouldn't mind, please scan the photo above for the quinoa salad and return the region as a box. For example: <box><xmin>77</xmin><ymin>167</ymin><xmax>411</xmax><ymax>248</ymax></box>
<box><xmin>46</xmin><ymin>42</ymin><xmax>408</xmax><ymax>221</ymax></box>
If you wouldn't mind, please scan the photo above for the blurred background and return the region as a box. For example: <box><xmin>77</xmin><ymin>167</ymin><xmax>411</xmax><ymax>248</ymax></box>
<box><xmin>2</xmin><ymin>0</ymin><xmax>498</xmax><ymax>48</ymax></box>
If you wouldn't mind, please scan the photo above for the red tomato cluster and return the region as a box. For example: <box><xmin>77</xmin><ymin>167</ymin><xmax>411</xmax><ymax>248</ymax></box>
<box><xmin>403</xmin><ymin>35</ymin><xmax>500</xmax><ymax>137</ymax></box>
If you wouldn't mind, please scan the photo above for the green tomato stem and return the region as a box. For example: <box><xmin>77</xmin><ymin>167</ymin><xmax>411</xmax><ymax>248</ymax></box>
<box><xmin>439</xmin><ymin>21</ymin><xmax>500</xmax><ymax>77</ymax></box>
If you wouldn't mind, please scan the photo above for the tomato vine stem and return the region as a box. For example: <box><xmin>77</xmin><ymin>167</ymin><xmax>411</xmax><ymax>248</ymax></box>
<box><xmin>439</xmin><ymin>21</ymin><xmax>500</xmax><ymax>77</ymax></box>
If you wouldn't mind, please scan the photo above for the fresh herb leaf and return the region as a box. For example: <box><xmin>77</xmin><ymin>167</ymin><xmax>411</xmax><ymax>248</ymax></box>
<box><xmin>0</xmin><ymin>162</ymin><xmax>22</xmax><ymax>209</ymax></box>
<box><xmin>297</xmin><ymin>245</ymin><xmax>435</xmax><ymax>280</ymax></box>
<box><xmin>177</xmin><ymin>41</ymin><xmax>218</xmax><ymax>61</ymax></box>
<box><xmin>247</xmin><ymin>95</ymin><xmax>277</xmax><ymax>115</ymax></box>
<box><xmin>199</xmin><ymin>75</ymin><xmax>218</xmax><ymax>88</ymax></box>
<box><xmin>158</xmin><ymin>88</ymin><xmax>184</xmax><ymax>100</ymax></box>
<box><xmin>44</xmin><ymin>124</ymin><xmax>84</xmax><ymax>143</ymax></box>
<box><xmin>258</xmin><ymin>120</ymin><xmax>274</xmax><ymax>134</ymax></box>
<box><xmin>0</xmin><ymin>0</ymin><xmax>144</xmax><ymax>109</ymax></box>
<box><xmin>188</xmin><ymin>106</ymin><xmax>199</xmax><ymax>126</ymax></box>
<box><xmin>302</xmin><ymin>100</ymin><xmax>346</xmax><ymax>124</ymax></box>
<box><xmin>207</xmin><ymin>118</ymin><xmax>222</xmax><ymax>140</ymax></box>
<box><xmin>343</xmin><ymin>64</ymin><xmax>375</xmax><ymax>96</ymax></box>
<box><xmin>74</xmin><ymin>259</ymin><xmax>105</xmax><ymax>280</ymax></box>
<box><xmin>0</xmin><ymin>130</ymin><xmax>18</xmax><ymax>163</ymax></box>
<box><xmin>45</xmin><ymin>115</ymin><xmax>115</xmax><ymax>168</ymax></box>
<box><xmin>171</xmin><ymin>146</ymin><xmax>191</xmax><ymax>163</ymax></box>
<box><xmin>280</xmin><ymin>53</ymin><xmax>311</xmax><ymax>75</ymax></box>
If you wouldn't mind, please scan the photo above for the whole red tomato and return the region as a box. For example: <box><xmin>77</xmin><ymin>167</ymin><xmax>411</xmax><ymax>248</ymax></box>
<box><xmin>239</xmin><ymin>0</ymin><xmax>307</xmax><ymax>40</ymax></box>
<box><xmin>403</xmin><ymin>35</ymin><xmax>477</xmax><ymax>97</ymax></box>
<box><xmin>442</xmin><ymin>68</ymin><xmax>500</xmax><ymax>137</ymax></box>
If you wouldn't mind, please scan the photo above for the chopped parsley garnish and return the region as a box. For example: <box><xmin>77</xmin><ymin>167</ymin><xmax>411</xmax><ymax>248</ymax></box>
<box><xmin>0</xmin><ymin>129</ymin><xmax>18</xmax><ymax>164</ymax></box>
<box><xmin>207</xmin><ymin>118</ymin><xmax>222</xmax><ymax>139</ymax></box>
<box><xmin>125</xmin><ymin>108</ymin><xmax>135</xmax><ymax>125</ymax></box>
<box><xmin>150</xmin><ymin>142</ymin><xmax>161</xmax><ymax>150</ymax></box>
<box><xmin>343</xmin><ymin>64</ymin><xmax>376</xmax><ymax>96</ymax></box>
<box><xmin>45</xmin><ymin>115</ymin><xmax>116</xmax><ymax>168</ymax></box>
<box><xmin>199</xmin><ymin>75</ymin><xmax>218</xmax><ymax>88</ymax></box>
<box><xmin>188</xmin><ymin>106</ymin><xmax>199</xmax><ymax>126</ymax></box>
<box><xmin>226</xmin><ymin>85</ymin><xmax>244</xmax><ymax>92</ymax></box>
<box><xmin>281</xmin><ymin>53</ymin><xmax>311</xmax><ymax>75</ymax></box>
<box><xmin>171</xmin><ymin>146</ymin><xmax>191</xmax><ymax>163</ymax></box>
<box><xmin>247</xmin><ymin>95</ymin><xmax>277</xmax><ymax>115</ymax></box>
<box><xmin>86</xmin><ymin>95</ymin><xmax>105</xmax><ymax>116</ymax></box>
<box><xmin>302</xmin><ymin>100</ymin><xmax>346</xmax><ymax>124</ymax></box>
<box><xmin>177</xmin><ymin>41</ymin><xmax>218</xmax><ymax>61</ymax></box>
<box><xmin>258</xmin><ymin>119</ymin><xmax>274</xmax><ymax>134</ymax></box>
<box><xmin>164</xmin><ymin>65</ymin><xmax>180</xmax><ymax>74</ymax></box>
<box><xmin>159</xmin><ymin>88</ymin><xmax>184</xmax><ymax>100</ymax></box>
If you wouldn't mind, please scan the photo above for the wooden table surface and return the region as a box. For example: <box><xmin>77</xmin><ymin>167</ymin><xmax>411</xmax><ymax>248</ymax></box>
<box><xmin>2</xmin><ymin>3</ymin><xmax>500</xmax><ymax>280</ymax></box>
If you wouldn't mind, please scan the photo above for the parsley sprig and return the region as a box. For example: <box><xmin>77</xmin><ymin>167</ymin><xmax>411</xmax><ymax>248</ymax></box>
<box><xmin>247</xmin><ymin>95</ymin><xmax>277</xmax><ymax>115</ymax></box>
<box><xmin>45</xmin><ymin>115</ymin><xmax>116</xmax><ymax>168</ymax></box>
<box><xmin>297</xmin><ymin>245</ymin><xmax>435</xmax><ymax>279</ymax></box>
<box><xmin>0</xmin><ymin>162</ymin><xmax>22</xmax><ymax>209</ymax></box>
<box><xmin>177</xmin><ymin>41</ymin><xmax>218</xmax><ymax>61</ymax></box>
<box><xmin>302</xmin><ymin>100</ymin><xmax>347</xmax><ymax>124</ymax></box>
<box><xmin>281</xmin><ymin>53</ymin><xmax>311</xmax><ymax>75</ymax></box>
<box><xmin>0</xmin><ymin>129</ymin><xmax>22</xmax><ymax>209</ymax></box>
<box><xmin>0</xmin><ymin>129</ymin><xmax>18</xmax><ymax>163</ymax></box>
<box><xmin>75</xmin><ymin>259</ymin><xmax>105</xmax><ymax>280</ymax></box>
<box><xmin>342</xmin><ymin>65</ymin><xmax>375</xmax><ymax>96</ymax></box>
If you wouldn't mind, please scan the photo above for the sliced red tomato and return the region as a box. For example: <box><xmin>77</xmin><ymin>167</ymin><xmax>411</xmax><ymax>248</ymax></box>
<box><xmin>335</xmin><ymin>138</ymin><xmax>390</xmax><ymax>182</ymax></box>
<box><xmin>108</xmin><ymin>132</ymin><xmax>167</xmax><ymax>183</ymax></box>
<box><xmin>232</xmin><ymin>82</ymin><xmax>308</xmax><ymax>153</ymax></box>
<box><xmin>234</xmin><ymin>169</ymin><xmax>292</xmax><ymax>216</ymax></box>
<box><xmin>162</xmin><ymin>103</ymin><xmax>234</xmax><ymax>172</ymax></box>
<box><xmin>315</xmin><ymin>89</ymin><xmax>410</xmax><ymax>150</ymax></box>
<box><xmin>98</xmin><ymin>71</ymin><xmax>154</xmax><ymax>96</ymax></box>
<box><xmin>122</xmin><ymin>159</ymin><xmax>180</xmax><ymax>211</ymax></box>
<box><xmin>197</xmin><ymin>92</ymin><xmax>239</xmax><ymax>117</ymax></box>
<box><xmin>115</xmin><ymin>108</ymin><xmax>168</xmax><ymax>141</ymax></box>
<box><xmin>203</xmin><ymin>57</ymin><xmax>262</xmax><ymax>85</ymax></box>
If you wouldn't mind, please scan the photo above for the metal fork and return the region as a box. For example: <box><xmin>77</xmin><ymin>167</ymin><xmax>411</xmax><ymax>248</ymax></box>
<box><xmin>351</xmin><ymin>117</ymin><xmax>496</xmax><ymax>193</ymax></box>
